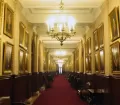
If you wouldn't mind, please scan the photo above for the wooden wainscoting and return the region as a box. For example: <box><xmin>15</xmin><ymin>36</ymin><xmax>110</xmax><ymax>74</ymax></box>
<box><xmin>110</xmin><ymin>76</ymin><xmax>120</xmax><ymax>105</ymax></box>
<box><xmin>0</xmin><ymin>72</ymin><xmax>44</xmax><ymax>104</ymax></box>
<box><xmin>12</xmin><ymin>74</ymin><xmax>32</xmax><ymax>102</ymax></box>
<box><xmin>0</xmin><ymin>76</ymin><xmax>12</xmax><ymax>97</ymax></box>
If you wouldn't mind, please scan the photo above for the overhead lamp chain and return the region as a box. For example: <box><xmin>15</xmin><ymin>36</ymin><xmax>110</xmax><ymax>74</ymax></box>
<box><xmin>60</xmin><ymin>0</ymin><xmax>64</xmax><ymax>10</ymax></box>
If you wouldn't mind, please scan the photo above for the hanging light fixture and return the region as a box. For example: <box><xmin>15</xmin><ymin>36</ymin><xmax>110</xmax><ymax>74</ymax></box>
<box><xmin>46</xmin><ymin>0</ymin><xmax>76</xmax><ymax>46</ymax></box>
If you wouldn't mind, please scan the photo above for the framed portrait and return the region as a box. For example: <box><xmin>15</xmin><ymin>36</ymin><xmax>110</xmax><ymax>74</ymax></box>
<box><xmin>99</xmin><ymin>49</ymin><xmax>105</xmax><ymax>73</ymax></box>
<box><xmin>81</xmin><ymin>41</ymin><xmax>84</xmax><ymax>72</ymax></box>
<box><xmin>87</xmin><ymin>37</ymin><xmax>91</xmax><ymax>54</ymax></box>
<box><xmin>4</xmin><ymin>3</ymin><xmax>14</xmax><ymax>38</ymax></box>
<box><xmin>19</xmin><ymin>22</ymin><xmax>25</xmax><ymax>46</ymax></box>
<box><xmin>24</xmin><ymin>52</ymin><xmax>28</xmax><ymax>73</ymax></box>
<box><xmin>0</xmin><ymin>0</ymin><xmax>4</xmax><ymax>16</ymax></box>
<box><xmin>111</xmin><ymin>42</ymin><xmax>120</xmax><ymax>73</ymax></box>
<box><xmin>98</xmin><ymin>23</ymin><xmax>104</xmax><ymax>48</ymax></box>
<box><xmin>0</xmin><ymin>0</ymin><xmax>4</xmax><ymax>34</ymax></box>
<box><xmin>38</xmin><ymin>41</ymin><xmax>41</xmax><ymax>72</ymax></box>
<box><xmin>85</xmin><ymin>42</ymin><xmax>88</xmax><ymax>55</ymax></box>
<box><xmin>95</xmin><ymin>51</ymin><xmax>100</xmax><ymax>72</ymax></box>
<box><xmin>19</xmin><ymin>48</ymin><xmax>25</xmax><ymax>74</ymax></box>
<box><xmin>88</xmin><ymin>55</ymin><xmax>91</xmax><ymax>72</ymax></box>
<box><xmin>24</xmin><ymin>31</ymin><xmax>29</xmax><ymax>50</ymax></box>
<box><xmin>109</xmin><ymin>7</ymin><xmax>119</xmax><ymax>41</ymax></box>
<box><xmin>0</xmin><ymin>39</ymin><xmax>1</xmax><ymax>67</ymax></box>
<box><xmin>93</xmin><ymin>29</ymin><xmax>99</xmax><ymax>50</ymax></box>
<box><xmin>85</xmin><ymin>55</ymin><xmax>91</xmax><ymax>73</ymax></box>
<box><xmin>85</xmin><ymin>56</ymin><xmax>89</xmax><ymax>73</ymax></box>
<box><xmin>3</xmin><ymin>42</ymin><xmax>13</xmax><ymax>75</ymax></box>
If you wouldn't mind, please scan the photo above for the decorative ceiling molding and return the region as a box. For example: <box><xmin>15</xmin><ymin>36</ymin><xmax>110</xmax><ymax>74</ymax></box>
<box><xmin>44</xmin><ymin>43</ymin><xmax>78</xmax><ymax>49</ymax></box>
<box><xmin>19</xmin><ymin>0</ymin><xmax>104</xmax><ymax>23</ymax></box>
<box><xmin>22</xmin><ymin>10</ymin><xmax>95</xmax><ymax>23</ymax></box>
<box><xmin>18</xmin><ymin>0</ymin><xmax>105</xmax><ymax>51</ymax></box>
<box><xmin>19</xmin><ymin>0</ymin><xmax>105</xmax><ymax>9</ymax></box>
<box><xmin>29</xmin><ymin>8</ymin><xmax>94</xmax><ymax>14</ymax></box>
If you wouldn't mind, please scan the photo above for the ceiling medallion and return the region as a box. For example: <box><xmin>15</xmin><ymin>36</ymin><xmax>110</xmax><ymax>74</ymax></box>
<box><xmin>46</xmin><ymin>0</ymin><xmax>76</xmax><ymax>46</ymax></box>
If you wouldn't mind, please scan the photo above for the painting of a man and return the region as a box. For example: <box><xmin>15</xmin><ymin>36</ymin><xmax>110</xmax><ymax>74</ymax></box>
<box><xmin>6</xmin><ymin>8</ymin><xmax>12</xmax><ymax>35</ymax></box>
<box><xmin>100</xmin><ymin>49</ymin><xmax>104</xmax><ymax>73</ymax></box>
<box><xmin>98</xmin><ymin>24</ymin><xmax>104</xmax><ymax>48</ymax></box>
<box><xmin>4</xmin><ymin>4</ymin><xmax>13</xmax><ymax>38</ymax></box>
<box><xmin>95</xmin><ymin>52</ymin><xmax>99</xmax><ymax>72</ymax></box>
<box><xmin>24</xmin><ymin>53</ymin><xmax>28</xmax><ymax>73</ymax></box>
<box><xmin>94</xmin><ymin>30</ymin><xmax>99</xmax><ymax>50</ymax></box>
<box><xmin>19</xmin><ymin>23</ymin><xmax>25</xmax><ymax>45</ymax></box>
<box><xmin>111</xmin><ymin>43</ymin><xmax>119</xmax><ymax>71</ymax></box>
<box><xmin>109</xmin><ymin>7</ymin><xmax>119</xmax><ymax>41</ymax></box>
<box><xmin>5</xmin><ymin>46</ymin><xmax>12</xmax><ymax>70</ymax></box>
<box><xmin>19</xmin><ymin>49</ymin><xmax>24</xmax><ymax>74</ymax></box>
<box><xmin>3</xmin><ymin>42</ymin><xmax>13</xmax><ymax>74</ymax></box>
<box><xmin>0</xmin><ymin>0</ymin><xmax>3</xmax><ymax>33</ymax></box>
<box><xmin>25</xmin><ymin>31</ymin><xmax>29</xmax><ymax>49</ymax></box>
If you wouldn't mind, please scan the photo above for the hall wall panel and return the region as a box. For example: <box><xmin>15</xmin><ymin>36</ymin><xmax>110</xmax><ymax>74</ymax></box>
<box><xmin>0</xmin><ymin>76</ymin><xmax>12</xmax><ymax>97</ymax></box>
<box><xmin>12</xmin><ymin>75</ymin><xmax>31</xmax><ymax>102</ymax></box>
<box><xmin>0</xmin><ymin>0</ymin><xmax>33</xmax><ymax>75</ymax></box>
<box><xmin>110</xmin><ymin>76</ymin><xmax>120</xmax><ymax>105</ymax></box>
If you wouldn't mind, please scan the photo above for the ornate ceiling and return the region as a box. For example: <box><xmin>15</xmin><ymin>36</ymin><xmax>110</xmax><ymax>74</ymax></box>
<box><xmin>18</xmin><ymin>0</ymin><xmax>105</xmax><ymax>62</ymax></box>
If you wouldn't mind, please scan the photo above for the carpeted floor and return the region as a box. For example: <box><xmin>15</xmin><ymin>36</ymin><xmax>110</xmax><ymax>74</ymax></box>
<box><xmin>33</xmin><ymin>75</ymin><xmax>88</xmax><ymax>105</ymax></box>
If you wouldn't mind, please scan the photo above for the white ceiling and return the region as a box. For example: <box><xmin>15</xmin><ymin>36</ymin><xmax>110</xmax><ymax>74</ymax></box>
<box><xmin>19</xmin><ymin>0</ymin><xmax>105</xmax><ymax>62</ymax></box>
<box><xmin>19</xmin><ymin>0</ymin><xmax>105</xmax><ymax>8</ymax></box>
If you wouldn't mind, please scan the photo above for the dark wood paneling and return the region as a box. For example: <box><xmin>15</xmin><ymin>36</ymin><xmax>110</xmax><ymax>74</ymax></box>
<box><xmin>0</xmin><ymin>72</ymin><xmax>44</xmax><ymax>104</ymax></box>
<box><xmin>0</xmin><ymin>76</ymin><xmax>12</xmax><ymax>97</ymax></box>
<box><xmin>31</xmin><ymin>72</ymin><xmax>40</xmax><ymax>93</ymax></box>
<box><xmin>12</xmin><ymin>75</ymin><xmax>31</xmax><ymax>102</ymax></box>
<box><xmin>39</xmin><ymin>72</ymin><xmax>44</xmax><ymax>87</ymax></box>
<box><xmin>110</xmin><ymin>76</ymin><xmax>120</xmax><ymax>105</ymax></box>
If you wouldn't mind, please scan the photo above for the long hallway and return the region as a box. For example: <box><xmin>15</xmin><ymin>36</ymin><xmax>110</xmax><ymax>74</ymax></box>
<box><xmin>33</xmin><ymin>75</ymin><xmax>87</xmax><ymax>105</ymax></box>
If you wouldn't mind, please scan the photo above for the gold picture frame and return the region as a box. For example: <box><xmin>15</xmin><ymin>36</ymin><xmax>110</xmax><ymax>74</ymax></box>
<box><xmin>111</xmin><ymin>42</ymin><xmax>120</xmax><ymax>74</ymax></box>
<box><xmin>0</xmin><ymin>39</ymin><xmax>2</xmax><ymax>70</ymax></box>
<box><xmin>19</xmin><ymin>47</ymin><xmax>25</xmax><ymax>74</ymax></box>
<box><xmin>24</xmin><ymin>52</ymin><xmax>28</xmax><ymax>73</ymax></box>
<box><xmin>3</xmin><ymin>42</ymin><xmax>13</xmax><ymax>75</ymax></box>
<box><xmin>0</xmin><ymin>0</ymin><xmax>4</xmax><ymax>34</ymax></box>
<box><xmin>38</xmin><ymin>41</ymin><xmax>41</xmax><ymax>72</ymax></box>
<box><xmin>87</xmin><ymin>37</ymin><xmax>91</xmax><ymax>54</ymax></box>
<box><xmin>19</xmin><ymin>22</ymin><xmax>25</xmax><ymax>46</ymax></box>
<box><xmin>100</xmin><ymin>48</ymin><xmax>105</xmax><ymax>73</ymax></box>
<box><xmin>24</xmin><ymin>31</ymin><xmax>29</xmax><ymax>50</ymax></box>
<box><xmin>85</xmin><ymin>42</ymin><xmax>88</xmax><ymax>55</ymax></box>
<box><xmin>95</xmin><ymin>51</ymin><xmax>100</xmax><ymax>73</ymax></box>
<box><xmin>85</xmin><ymin>55</ymin><xmax>91</xmax><ymax>73</ymax></box>
<box><xmin>109</xmin><ymin>7</ymin><xmax>120</xmax><ymax>41</ymax></box>
<box><xmin>0</xmin><ymin>0</ymin><xmax>4</xmax><ymax>16</ymax></box>
<box><xmin>88</xmin><ymin>55</ymin><xmax>91</xmax><ymax>73</ymax></box>
<box><xmin>3</xmin><ymin>3</ymin><xmax>14</xmax><ymax>38</ymax></box>
<box><xmin>85</xmin><ymin>56</ymin><xmax>89</xmax><ymax>73</ymax></box>
<box><xmin>81</xmin><ymin>41</ymin><xmax>84</xmax><ymax>72</ymax></box>
<box><xmin>98</xmin><ymin>23</ymin><xmax>104</xmax><ymax>48</ymax></box>
<box><xmin>93</xmin><ymin>29</ymin><xmax>99</xmax><ymax>51</ymax></box>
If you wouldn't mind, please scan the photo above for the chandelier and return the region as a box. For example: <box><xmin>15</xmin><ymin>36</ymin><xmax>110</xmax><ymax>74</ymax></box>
<box><xmin>46</xmin><ymin>0</ymin><xmax>76</xmax><ymax>46</ymax></box>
